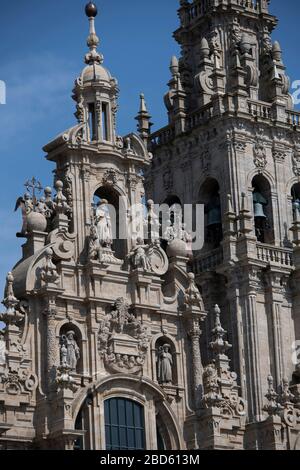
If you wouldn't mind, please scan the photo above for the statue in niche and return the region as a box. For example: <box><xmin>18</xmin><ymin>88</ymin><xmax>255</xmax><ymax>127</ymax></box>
<box><xmin>157</xmin><ymin>344</ymin><xmax>173</xmax><ymax>385</ymax></box>
<box><xmin>95</xmin><ymin>199</ymin><xmax>113</xmax><ymax>248</ymax></box>
<box><xmin>129</xmin><ymin>238</ymin><xmax>152</xmax><ymax>271</ymax></box>
<box><xmin>60</xmin><ymin>331</ymin><xmax>80</xmax><ymax>371</ymax></box>
<box><xmin>145</xmin><ymin>199</ymin><xmax>160</xmax><ymax>242</ymax></box>
<box><xmin>163</xmin><ymin>218</ymin><xmax>176</xmax><ymax>243</ymax></box>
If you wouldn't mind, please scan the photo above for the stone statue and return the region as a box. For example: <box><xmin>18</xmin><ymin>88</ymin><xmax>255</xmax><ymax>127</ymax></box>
<box><xmin>163</xmin><ymin>219</ymin><xmax>176</xmax><ymax>243</ymax></box>
<box><xmin>60</xmin><ymin>331</ymin><xmax>80</xmax><ymax>371</ymax></box>
<box><xmin>95</xmin><ymin>199</ymin><xmax>113</xmax><ymax>247</ymax></box>
<box><xmin>129</xmin><ymin>238</ymin><xmax>152</xmax><ymax>271</ymax></box>
<box><xmin>145</xmin><ymin>199</ymin><xmax>160</xmax><ymax>242</ymax></box>
<box><xmin>157</xmin><ymin>344</ymin><xmax>173</xmax><ymax>385</ymax></box>
<box><xmin>14</xmin><ymin>193</ymin><xmax>34</xmax><ymax>237</ymax></box>
<box><xmin>88</xmin><ymin>225</ymin><xmax>100</xmax><ymax>260</ymax></box>
<box><xmin>110</xmin><ymin>297</ymin><xmax>131</xmax><ymax>334</ymax></box>
<box><xmin>41</xmin><ymin>248</ymin><xmax>59</xmax><ymax>285</ymax></box>
<box><xmin>60</xmin><ymin>341</ymin><xmax>68</xmax><ymax>367</ymax></box>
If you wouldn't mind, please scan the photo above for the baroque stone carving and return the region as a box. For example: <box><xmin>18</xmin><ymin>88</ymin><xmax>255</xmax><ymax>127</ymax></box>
<box><xmin>41</xmin><ymin>248</ymin><xmax>59</xmax><ymax>286</ymax></box>
<box><xmin>253</xmin><ymin>136</ymin><xmax>267</xmax><ymax>169</ymax></box>
<box><xmin>1</xmin><ymin>368</ymin><xmax>38</xmax><ymax>396</ymax></box>
<box><xmin>1</xmin><ymin>273</ymin><xmax>25</xmax><ymax>326</ymax></box>
<box><xmin>98</xmin><ymin>298</ymin><xmax>150</xmax><ymax>374</ymax></box>
<box><xmin>60</xmin><ymin>331</ymin><xmax>80</xmax><ymax>372</ymax></box>
<box><xmin>102</xmin><ymin>169</ymin><xmax>119</xmax><ymax>186</ymax></box>
<box><xmin>157</xmin><ymin>344</ymin><xmax>173</xmax><ymax>385</ymax></box>
<box><xmin>95</xmin><ymin>199</ymin><xmax>112</xmax><ymax>248</ymax></box>
<box><xmin>88</xmin><ymin>198</ymin><xmax>122</xmax><ymax>265</ymax></box>
<box><xmin>128</xmin><ymin>238</ymin><xmax>152</xmax><ymax>272</ymax></box>
<box><xmin>230</xmin><ymin>18</ymin><xmax>241</xmax><ymax>51</ymax></box>
<box><xmin>48</xmin><ymin>229</ymin><xmax>76</xmax><ymax>261</ymax></box>
<box><xmin>292</xmin><ymin>148</ymin><xmax>300</xmax><ymax>177</ymax></box>
<box><xmin>263</xmin><ymin>375</ymin><xmax>283</xmax><ymax>416</ymax></box>
<box><xmin>14</xmin><ymin>178</ymin><xmax>49</xmax><ymax>237</ymax></box>
<box><xmin>56</xmin><ymin>365</ymin><xmax>78</xmax><ymax>392</ymax></box>
<box><xmin>184</xmin><ymin>273</ymin><xmax>204</xmax><ymax>310</ymax></box>
<box><xmin>53</xmin><ymin>180</ymin><xmax>71</xmax><ymax>216</ymax></box>
<box><xmin>201</xmin><ymin>306</ymin><xmax>246</xmax><ymax>417</ymax></box>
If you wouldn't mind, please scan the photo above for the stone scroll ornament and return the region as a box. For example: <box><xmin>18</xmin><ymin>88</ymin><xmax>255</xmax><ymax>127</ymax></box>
<box><xmin>98</xmin><ymin>298</ymin><xmax>150</xmax><ymax>374</ymax></box>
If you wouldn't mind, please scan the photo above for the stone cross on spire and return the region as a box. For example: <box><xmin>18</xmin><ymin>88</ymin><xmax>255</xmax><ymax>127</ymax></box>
<box><xmin>84</xmin><ymin>2</ymin><xmax>103</xmax><ymax>65</ymax></box>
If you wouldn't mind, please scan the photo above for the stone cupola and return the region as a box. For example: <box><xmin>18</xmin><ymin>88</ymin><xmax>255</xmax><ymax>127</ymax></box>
<box><xmin>72</xmin><ymin>2</ymin><xmax>118</xmax><ymax>145</ymax></box>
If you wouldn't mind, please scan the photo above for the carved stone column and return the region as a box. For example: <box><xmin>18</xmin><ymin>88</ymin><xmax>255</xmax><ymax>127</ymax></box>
<box><xmin>241</xmin><ymin>266</ymin><xmax>264</xmax><ymax>422</ymax></box>
<box><xmin>188</xmin><ymin>320</ymin><xmax>203</xmax><ymax>409</ymax></box>
<box><xmin>41</xmin><ymin>286</ymin><xmax>64</xmax><ymax>389</ymax></box>
<box><xmin>264</xmin><ymin>270</ymin><xmax>290</xmax><ymax>388</ymax></box>
<box><xmin>197</xmin><ymin>305</ymin><xmax>246</xmax><ymax>450</ymax></box>
<box><xmin>184</xmin><ymin>273</ymin><xmax>207</xmax><ymax>410</ymax></box>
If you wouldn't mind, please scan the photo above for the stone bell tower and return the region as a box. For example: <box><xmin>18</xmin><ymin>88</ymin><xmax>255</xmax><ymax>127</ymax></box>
<box><xmin>146</xmin><ymin>0</ymin><xmax>300</xmax><ymax>449</ymax></box>
<box><xmin>0</xmin><ymin>2</ymin><xmax>249</xmax><ymax>451</ymax></box>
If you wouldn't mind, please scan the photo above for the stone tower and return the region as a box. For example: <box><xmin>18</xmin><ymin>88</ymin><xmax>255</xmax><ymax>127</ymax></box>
<box><xmin>146</xmin><ymin>0</ymin><xmax>300</xmax><ymax>449</ymax></box>
<box><xmin>0</xmin><ymin>1</ymin><xmax>300</xmax><ymax>451</ymax></box>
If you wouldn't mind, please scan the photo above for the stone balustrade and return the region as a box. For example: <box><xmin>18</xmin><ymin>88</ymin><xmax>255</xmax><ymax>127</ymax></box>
<box><xmin>256</xmin><ymin>243</ymin><xmax>294</xmax><ymax>267</ymax></box>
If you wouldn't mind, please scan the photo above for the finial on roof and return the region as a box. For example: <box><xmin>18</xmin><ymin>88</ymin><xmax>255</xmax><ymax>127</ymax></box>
<box><xmin>84</xmin><ymin>2</ymin><xmax>103</xmax><ymax>65</ymax></box>
<box><xmin>170</xmin><ymin>56</ymin><xmax>179</xmax><ymax>77</ymax></box>
<box><xmin>135</xmin><ymin>93</ymin><xmax>152</xmax><ymax>142</ymax></box>
<box><xmin>139</xmin><ymin>93</ymin><xmax>148</xmax><ymax>113</ymax></box>
<box><xmin>85</xmin><ymin>2</ymin><xmax>98</xmax><ymax>18</ymax></box>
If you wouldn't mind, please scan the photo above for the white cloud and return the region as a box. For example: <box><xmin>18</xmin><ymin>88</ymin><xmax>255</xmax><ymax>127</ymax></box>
<box><xmin>1</xmin><ymin>53</ymin><xmax>78</xmax><ymax>144</ymax></box>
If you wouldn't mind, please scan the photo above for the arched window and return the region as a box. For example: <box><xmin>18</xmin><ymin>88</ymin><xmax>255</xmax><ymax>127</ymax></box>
<box><xmin>252</xmin><ymin>175</ymin><xmax>274</xmax><ymax>244</ymax></box>
<box><xmin>104</xmin><ymin>398</ymin><xmax>145</xmax><ymax>450</ymax></box>
<box><xmin>199</xmin><ymin>178</ymin><xmax>223</xmax><ymax>249</ymax></box>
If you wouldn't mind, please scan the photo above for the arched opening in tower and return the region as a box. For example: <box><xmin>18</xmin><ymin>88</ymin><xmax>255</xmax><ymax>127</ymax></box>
<box><xmin>199</xmin><ymin>178</ymin><xmax>223</xmax><ymax>250</ymax></box>
<box><xmin>92</xmin><ymin>186</ymin><xmax>127</xmax><ymax>260</ymax></box>
<box><xmin>252</xmin><ymin>175</ymin><xmax>274</xmax><ymax>244</ymax></box>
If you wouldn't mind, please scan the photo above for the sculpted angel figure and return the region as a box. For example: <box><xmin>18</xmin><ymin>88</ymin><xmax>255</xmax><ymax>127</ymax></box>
<box><xmin>14</xmin><ymin>193</ymin><xmax>34</xmax><ymax>237</ymax></box>
<box><xmin>95</xmin><ymin>199</ymin><xmax>113</xmax><ymax>247</ymax></box>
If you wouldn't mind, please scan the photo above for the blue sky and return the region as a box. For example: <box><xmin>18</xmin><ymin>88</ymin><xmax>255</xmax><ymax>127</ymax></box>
<box><xmin>0</xmin><ymin>0</ymin><xmax>299</xmax><ymax>306</ymax></box>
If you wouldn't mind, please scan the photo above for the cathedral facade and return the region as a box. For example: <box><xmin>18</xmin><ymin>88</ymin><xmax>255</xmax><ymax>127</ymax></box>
<box><xmin>0</xmin><ymin>0</ymin><xmax>300</xmax><ymax>450</ymax></box>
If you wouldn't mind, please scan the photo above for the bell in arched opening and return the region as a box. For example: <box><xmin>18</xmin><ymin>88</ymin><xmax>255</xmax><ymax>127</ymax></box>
<box><xmin>253</xmin><ymin>190</ymin><xmax>268</xmax><ymax>243</ymax></box>
<box><xmin>206</xmin><ymin>195</ymin><xmax>222</xmax><ymax>248</ymax></box>
<box><xmin>291</xmin><ymin>183</ymin><xmax>300</xmax><ymax>221</ymax></box>
<box><xmin>293</xmin><ymin>199</ymin><xmax>300</xmax><ymax>219</ymax></box>
<box><xmin>207</xmin><ymin>199</ymin><xmax>222</xmax><ymax>227</ymax></box>
<box><xmin>253</xmin><ymin>190</ymin><xmax>267</xmax><ymax>219</ymax></box>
